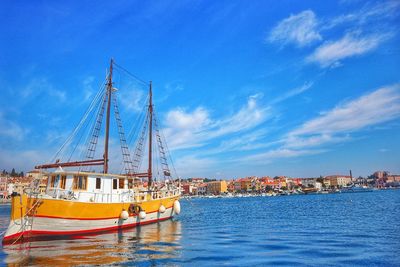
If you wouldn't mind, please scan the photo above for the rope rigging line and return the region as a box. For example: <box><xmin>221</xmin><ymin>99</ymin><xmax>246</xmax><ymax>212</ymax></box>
<box><xmin>118</xmin><ymin>105</ymin><xmax>146</xmax><ymax>175</ymax></box>
<box><xmin>158</xmin><ymin>114</ymin><xmax>179</xmax><ymax>184</ymax></box>
<box><xmin>112</xmin><ymin>90</ymin><xmax>134</xmax><ymax>174</ymax></box>
<box><xmin>126</xmin><ymin>95</ymin><xmax>149</xmax><ymax>145</ymax></box>
<box><xmin>73</xmin><ymin>88</ymin><xmax>106</xmax><ymax>162</ymax></box>
<box><xmin>74</xmin><ymin>95</ymin><xmax>102</xmax><ymax>163</ymax></box>
<box><xmin>113</xmin><ymin>62</ymin><xmax>149</xmax><ymax>86</ymax></box>
<box><xmin>82</xmin><ymin>87</ymin><xmax>108</xmax><ymax>161</ymax></box>
<box><xmin>152</xmin><ymin>106</ymin><xmax>171</xmax><ymax>179</ymax></box>
<box><xmin>51</xmin><ymin>78</ymin><xmax>107</xmax><ymax>163</ymax></box>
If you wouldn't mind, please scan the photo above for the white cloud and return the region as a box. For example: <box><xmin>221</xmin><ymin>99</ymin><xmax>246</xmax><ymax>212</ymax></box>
<box><xmin>326</xmin><ymin>1</ymin><xmax>400</xmax><ymax>29</ymax></box>
<box><xmin>166</xmin><ymin>107</ymin><xmax>210</xmax><ymax>130</ymax></box>
<box><xmin>279</xmin><ymin>83</ymin><xmax>400</xmax><ymax>152</ymax></box>
<box><xmin>238</xmin><ymin>84</ymin><xmax>400</xmax><ymax>165</ymax></box>
<box><xmin>204</xmin><ymin>129</ymin><xmax>273</xmax><ymax>155</ymax></box>
<box><xmin>174</xmin><ymin>155</ymin><xmax>217</xmax><ymax>177</ymax></box>
<box><xmin>285</xmin><ymin>134</ymin><xmax>351</xmax><ymax>149</ymax></box>
<box><xmin>291</xmin><ymin>84</ymin><xmax>400</xmax><ymax>136</ymax></box>
<box><xmin>82</xmin><ymin>76</ymin><xmax>95</xmax><ymax>102</ymax></box>
<box><xmin>119</xmin><ymin>88</ymin><xmax>145</xmax><ymax>113</ymax></box>
<box><xmin>243</xmin><ymin>148</ymin><xmax>324</xmax><ymax>163</ymax></box>
<box><xmin>209</xmin><ymin>94</ymin><xmax>269</xmax><ymax>138</ymax></box>
<box><xmin>268</xmin><ymin>10</ymin><xmax>322</xmax><ymax>47</ymax></box>
<box><xmin>20</xmin><ymin>78</ymin><xmax>67</xmax><ymax>102</ymax></box>
<box><xmin>163</xmin><ymin>94</ymin><xmax>270</xmax><ymax>151</ymax></box>
<box><xmin>0</xmin><ymin>149</ymin><xmax>50</xmax><ymax>172</ymax></box>
<box><xmin>271</xmin><ymin>82</ymin><xmax>313</xmax><ymax>104</ymax></box>
<box><xmin>0</xmin><ymin>113</ymin><xmax>27</xmax><ymax>141</ymax></box>
<box><xmin>307</xmin><ymin>32</ymin><xmax>391</xmax><ymax>67</ymax></box>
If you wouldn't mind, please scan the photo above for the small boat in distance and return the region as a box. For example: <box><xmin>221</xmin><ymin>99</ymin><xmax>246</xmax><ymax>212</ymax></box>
<box><xmin>2</xmin><ymin>59</ymin><xmax>181</xmax><ymax>244</ymax></box>
<box><xmin>340</xmin><ymin>185</ymin><xmax>373</xmax><ymax>193</ymax></box>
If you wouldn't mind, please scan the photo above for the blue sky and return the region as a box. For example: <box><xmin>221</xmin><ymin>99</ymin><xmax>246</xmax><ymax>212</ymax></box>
<box><xmin>0</xmin><ymin>1</ymin><xmax>399</xmax><ymax>178</ymax></box>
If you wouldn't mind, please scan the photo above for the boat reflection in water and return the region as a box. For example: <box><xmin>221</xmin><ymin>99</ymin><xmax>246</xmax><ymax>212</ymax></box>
<box><xmin>3</xmin><ymin>219</ymin><xmax>182</xmax><ymax>266</ymax></box>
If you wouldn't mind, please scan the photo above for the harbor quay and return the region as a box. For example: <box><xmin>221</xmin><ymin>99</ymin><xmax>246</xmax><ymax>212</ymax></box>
<box><xmin>180</xmin><ymin>171</ymin><xmax>400</xmax><ymax>197</ymax></box>
<box><xmin>1</xmin><ymin>169</ymin><xmax>399</xmax><ymax>202</ymax></box>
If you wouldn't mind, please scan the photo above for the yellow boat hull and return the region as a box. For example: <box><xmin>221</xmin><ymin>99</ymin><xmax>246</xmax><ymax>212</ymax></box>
<box><xmin>3</xmin><ymin>193</ymin><xmax>180</xmax><ymax>244</ymax></box>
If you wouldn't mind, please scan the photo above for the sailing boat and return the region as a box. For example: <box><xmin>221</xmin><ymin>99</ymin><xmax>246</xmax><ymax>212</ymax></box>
<box><xmin>2</xmin><ymin>59</ymin><xmax>181</xmax><ymax>244</ymax></box>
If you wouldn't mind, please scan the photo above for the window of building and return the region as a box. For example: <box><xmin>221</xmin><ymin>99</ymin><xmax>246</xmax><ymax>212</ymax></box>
<box><xmin>73</xmin><ymin>175</ymin><xmax>87</xmax><ymax>190</ymax></box>
<box><xmin>113</xmin><ymin>179</ymin><xmax>118</xmax><ymax>190</ymax></box>
<box><xmin>96</xmin><ymin>178</ymin><xmax>101</xmax><ymax>189</ymax></box>
<box><xmin>60</xmin><ymin>175</ymin><xmax>66</xmax><ymax>189</ymax></box>
<box><xmin>119</xmin><ymin>178</ymin><xmax>125</xmax><ymax>189</ymax></box>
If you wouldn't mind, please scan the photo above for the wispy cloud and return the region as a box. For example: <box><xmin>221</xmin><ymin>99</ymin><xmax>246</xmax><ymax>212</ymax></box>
<box><xmin>325</xmin><ymin>1</ymin><xmax>400</xmax><ymax>29</ymax></box>
<box><xmin>82</xmin><ymin>76</ymin><xmax>96</xmax><ymax>102</ymax></box>
<box><xmin>290</xmin><ymin>83</ymin><xmax>400</xmax><ymax>136</ymax></box>
<box><xmin>307</xmin><ymin>32</ymin><xmax>392</xmax><ymax>68</ymax></box>
<box><xmin>242</xmin><ymin>148</ymin><xmax>325</xmax><ymax>163</ymax></box>
<box><xmin>20</xmin><ymin>78</ymin><xmax>67</xmax><ymax>102</ymax></box>
<box><xmin>0</xmin><ymin>149</ymin><xmax>51</xmax><ymax>171</ymax></box>
<box><xmin>238</xmin><ymin>83</ymin><xmax>400</xmax><ymax>164</ymax></box>
<box><xmin>163</xmin><ymin>94</ymin><xmax>270</xmax><ymax>150</ymax></box>
<box><xmin>119</xmin><ymin>88</ymin><xmax>146</xmax><ymax>113</ymax></box>
<box><xmin>204</xmin><ymin>129</ymin><xmax>274</xmax><ymax>155</ymax></box>
<box><xmin>268</xmin><ymin>2</ymin><xmax>399</xmax><ymax>68</ymax></box>
<box><xmin>174</xmin><ymin>155</ymin><xmax>217</xmax><ymax>177</ymax></box>
<box><xmin>0</xmin><ymin>112</ymin><xmax>27</xmax><ymax>141</ymax></box>
<box><xmin>268</xmin><ymin>10</ymin><xmax>322</xmax><ymax>47</ymax></box>
<box><xmin>271</xmin><ymin>82</ymin><xmax>313</xmax><ymax>104</ymax></box>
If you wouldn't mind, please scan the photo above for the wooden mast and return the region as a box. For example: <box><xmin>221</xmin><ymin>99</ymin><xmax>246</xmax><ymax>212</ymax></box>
<box><xmin>103</xmin><ymin>58</ymin><xmax>113</xmax><ymax>174</ymax></box>
<box><xmin>148</xmin><ymin>81</ymin><xmax>153</xmax><ymax>187</ymax></box>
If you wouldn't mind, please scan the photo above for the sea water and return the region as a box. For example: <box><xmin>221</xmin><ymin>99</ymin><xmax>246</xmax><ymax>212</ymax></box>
<box><xmin>0</xmin><ymin>190</ymin><xmax>399</xmax><ymax>266</ymax></box>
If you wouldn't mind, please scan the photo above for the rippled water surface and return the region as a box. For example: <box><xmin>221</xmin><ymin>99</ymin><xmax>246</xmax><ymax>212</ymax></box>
<box><xmin>1</xmin><ymin>190</ymin><xmax>399</xmax><ymax>266</ymax></box>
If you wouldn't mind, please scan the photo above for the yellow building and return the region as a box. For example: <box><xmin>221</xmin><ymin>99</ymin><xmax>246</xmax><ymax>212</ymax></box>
<box><xmin>207</xmin><ymin>180</ymin><xmax>228</xmax><ymax>195</ymax></box>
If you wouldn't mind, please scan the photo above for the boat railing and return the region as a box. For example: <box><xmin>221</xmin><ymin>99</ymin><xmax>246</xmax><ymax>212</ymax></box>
<box><xmin>44</xmin><ymin>187</ymin><xmax>180</xmax><ymax>202</ymax></box>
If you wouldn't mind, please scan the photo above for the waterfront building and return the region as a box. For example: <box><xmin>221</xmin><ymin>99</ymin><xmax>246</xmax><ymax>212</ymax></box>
<box><xmin>182</xmin><ymin>184</ymin><xmax>195</xmax><ymax>195</ymax></box>
<box><xmin>12</xmin><ymin>182</ymin><xmax>30</xmax><ymax>195</ymax></box>
<box><xmin>0</xmin><ymin>176</ymin><xmax>8</xmax><ymax>199</ymax></box>
<box><xmin>191</xmin><ymin>178</ymin><xmax>205</xmax><ymax>184</ymax></box>
<box><xmin>197</xmin><ymin>183</ymin><xmax>207</xmax><ymax>195</ymax></box>
<box><xmin>227</xmin><ymin>181</ymin><xmax>235</xmax><ymax>192</ymax></box>
<box><xmin>301</xmin><ymin>178</ymin><xmax>322</xmax><ymax>190</ymax></box>
<box><xmin>323</xmin><ymin>177</ymin><xmax>331</xmax><ymax>188</ymax></box>
<box><xmin>373</xmin><ymin>171</ymin><xmax>388</xmax><ymax>179</ymax></box>
<box><xmin>260</xmin><ymin>177</ymin><xmax>279</xmax><ymax>191</ymax></box>
<box><xmin>207</xmin><ymin>180</ymin><xmax>228</xmax><ymax>195</ymax></box>
<box><xmin>286</xmin><ymin>178</ymin><xmax>302</xmax><ymax>189</ymax></box>
<box><xmin>233</xmin><ymin>179</ymin><xmax>242</xmax><ymax>192</ymax></box>
<box><xmin>387</xmin><ymin>175</ymin><xmax>400</xmax><ymax>182</ymax></box>
<box><xmin>325</xmin><ymin>175</ymin><xmax>352</xmax><ymax>188</ymax></box>
<box><xmin>26</xmin><ymin>170</ymin><xmax>42</xmax><ymax>179</ymax></box>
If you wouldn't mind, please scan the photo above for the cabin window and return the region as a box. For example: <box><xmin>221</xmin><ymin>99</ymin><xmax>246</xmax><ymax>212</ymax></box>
<box><xmin>73</xmin><ymin>175</ymin><xmax>87</xmax><ymax>190</ymax></box>
<box><xmin>50</xmin><ymin>175</ymin><xmax>56</xmax><ymax>187</ymax></box>
<box><xmin>119</xmin><ymin>178</ymin><xmax>125</xmax><ymax>189</ymax></box>
<box><xmin>60</xmin><ymin>175</ymin><xmax>66</xmax><ymax>189</ymax></box>
<box><xmin>113</xmin><ymin>179</ymin><xmax>118</xmax><ymax>190</ymax></box>
<box><xmin>50</xmin><ymin>175</ymin><xmax>60</xmax><ymax>188</ymax></box>
<box><xmin>128</xmin><ymin>178</ymin><xmax>133</xmax><ymax>189</ymax></box>
<box><xmin>96</xmin><ymin>178</ymin><xmax>101</xmax><ymax>189</ymax></box>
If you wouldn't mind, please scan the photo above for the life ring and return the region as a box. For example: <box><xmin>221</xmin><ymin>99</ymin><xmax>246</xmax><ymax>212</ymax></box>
<box><xmin>128</xmin><ymin>204</ymin><xmax>142</xmax><ymax>215</ymax></box>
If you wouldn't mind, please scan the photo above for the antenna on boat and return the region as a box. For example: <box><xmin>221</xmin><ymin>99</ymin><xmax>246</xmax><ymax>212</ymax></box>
<box><xmin>148</xmin><ymin>81</ymin><xmax>153</xmax><ymax>187</ymax></box>
<box><xmin>103</xmin><ymin>58</ymin><xmax>114</xmax><ymax>174</ymax></box>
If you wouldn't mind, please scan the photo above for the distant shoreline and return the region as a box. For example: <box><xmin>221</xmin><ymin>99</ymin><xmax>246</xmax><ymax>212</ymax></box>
<box><xmin>182</xmin><ymin>187</ymin><xmax>399</xmax><ymax>199</ymax></box>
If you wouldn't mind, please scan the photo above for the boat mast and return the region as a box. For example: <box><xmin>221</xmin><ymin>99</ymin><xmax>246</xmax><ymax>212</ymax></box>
<box><xmin>103</xmin><ymin>58</ymin><xmax>113</xmax><ymax>174</ymax></box>
<box><xmin>148</xmin><ymin>81</ymin><xmax>153</xmax><ymax>187</ymax></box>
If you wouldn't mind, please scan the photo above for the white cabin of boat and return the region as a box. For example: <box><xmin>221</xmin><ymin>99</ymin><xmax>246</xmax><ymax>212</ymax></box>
<box><xmin>43</xmin><ymin>170</ymin><xmax>179</xmax><ymax>203</ymax></box>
